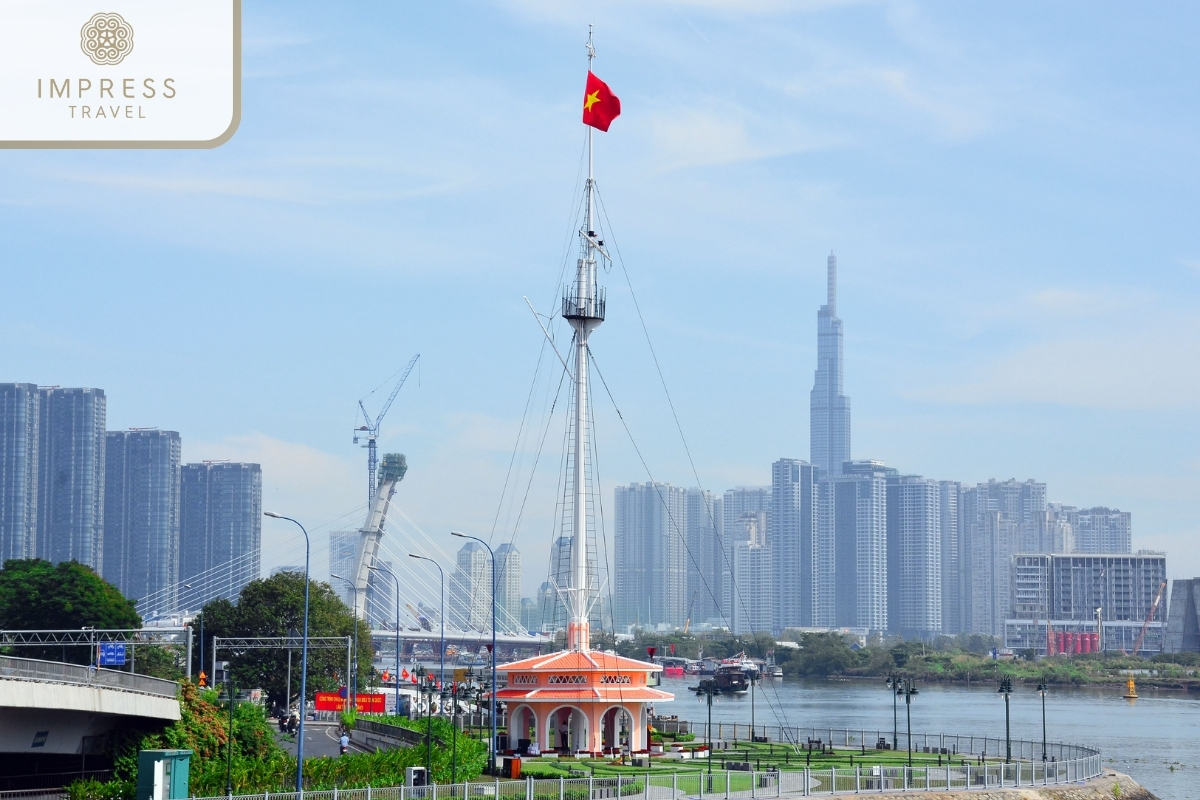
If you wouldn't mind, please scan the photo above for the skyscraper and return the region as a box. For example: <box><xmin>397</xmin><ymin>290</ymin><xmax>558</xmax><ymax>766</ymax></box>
<box><xmin>1070</xmin><ymin>508</ymin><xmax>1132</xmax><ymax>554</ymax></box>
<box><xmin>726</xmin><ymin>510</ymin><xmax>773</xmax><ymax>634</ymax></box>
<box><xmin>614</xmin><ymin>482</ymin><xmax>687</xmax><ymax>629</ymax></box>
<box><xmin>0</xmin><ymin>384</ymin><xmax>40</xmax><ymax>561</ymax></box>
<box><xmin>772</xmin><ymin>458</ymin><xmax>818</xmax><ymax>632</ymax></box>
<box><xmin>179</xmin><ymin>462</ymin><xmax>262</xmax><ymax>605</ymax></box>
<box><xmin>720</xmin><ymin>486</ymin><xmax>770</xmax><ymax>628</ymax></box>
<box><xmin>450</xmin><ymin>540</ymin><xmax>490</xmax><ymax>631</ymax></box>
<box><xmin>810</xmin><ymin>252</ymin><xmax>851</xmax><ymax>477</ymax></box>
<box><xmin>495</xmin><ymin>543</ymin><xmax>522</xmax><ymax>634</ymax></box>
<box><xmin>684</xmin><ymin>488</ymin><xmax>720</xmax><ymax>625</ymax></box>
<box><xmin>36</xmin><ymin>387</ymin><xmax>107</xmax><ymax>571</ymax></box>
<box><xmin>823</xmin><ymin>460</ymin><xmax>893</xmax><ymax>631</ymax></box>
<box><xmin>886</xmin><ymin>474</ymin><xmax>941</xmax><ymax>636</ymax></box>
<box><xmin>103</xmin><ymin>429</ymin><xmax>181</xmax><ymax>612</ymax></box>
<box><xmin>961</xmin><ymin>478</ymin><xmax>1045</xmax><ymax>635</ymax></box>
<box><xmin>938</xmin><ymin>481</ymin><xmax>964</xmax><ymax>634</ymax></box>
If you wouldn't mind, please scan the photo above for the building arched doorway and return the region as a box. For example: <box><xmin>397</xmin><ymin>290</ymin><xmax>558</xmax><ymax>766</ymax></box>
<box><xmin>510</xmin><ymin>704</ymin><xmax>538</xmax><ymax>752</ymax></box>
<box><xmin>600</xmin><ymin>705</ymin><xmax>636</xmax><ymax>753</ymax></box>
<box><xmin>547</xmin><ymin>705</ymin><xmax>589</xmax><ymax>753</ymax></box>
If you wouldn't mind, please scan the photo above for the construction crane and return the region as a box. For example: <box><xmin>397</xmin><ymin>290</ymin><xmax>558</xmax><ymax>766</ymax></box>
<box><xmin>683</xmin><ymin>590</ymin><xmax>699</xmax><ymax>635</ymax></box>
<box><xmin>351</xmin><ymin>452</ymin><xmax>407</xmax><ymax>623</ymax></box>
<box><xmin>1124</xmin><ymin>580</ymin><xmax>1168</xmax><ymax>656</ymax></box>
<box><xmin>354</xmin><ymin>354</ymin><xmax>420</xmax><ymax>505</ymax></box>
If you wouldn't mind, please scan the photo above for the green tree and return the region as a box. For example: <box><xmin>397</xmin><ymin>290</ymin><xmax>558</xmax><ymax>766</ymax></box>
<box><xmin>0</xmin><ymin>559</ymin><xmax>140</xmax><ymax>663</ymax></box>
<box><xmin>194</xmin><ymin>572</ymin><xmax>371</xmax><ymax>708</ymax></box>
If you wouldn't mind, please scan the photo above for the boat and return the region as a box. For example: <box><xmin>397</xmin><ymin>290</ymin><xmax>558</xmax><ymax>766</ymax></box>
<box><xmin>659</xmin><ymin>657</ymin><xmax>688</xmax><ymax>678</ymax></box>
<box><xmin>721</xmin><ymin>651</ymin><xmax>759</xmax><ymax>678</ymax></box>
<box><xmin>684</xmin><ymin>659</ymin><xmax>703</xmax><ymax>675</ymax></box>
<box><xmin>691</xmin><ymin>663</ymin><xmax>749</xmax><ymax>694</ymax></box>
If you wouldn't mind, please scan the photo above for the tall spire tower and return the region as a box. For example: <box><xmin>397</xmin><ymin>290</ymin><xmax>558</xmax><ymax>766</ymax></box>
<box><xmin>810</xmin><ymin>251</ymin><xmax>851</xmax><ymax>475</ymax></box>
<box><xmin>561</xmin><ymin>25</ymin><xmax>607</xmax><ymax>652</ymax></box>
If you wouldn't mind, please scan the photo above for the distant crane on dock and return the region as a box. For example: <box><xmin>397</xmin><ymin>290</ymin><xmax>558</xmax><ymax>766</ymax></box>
<box><xmin>354</xmin><ymin>354</ymin><xmax>420</xmax><ymax>504</ymax></box>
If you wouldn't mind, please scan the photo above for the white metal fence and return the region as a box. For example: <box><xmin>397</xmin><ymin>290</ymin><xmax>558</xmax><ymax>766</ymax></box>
<box><xmin>187</xmin><ymin>729</ymin><xmax>1100</xmax><ymax>800</ymax></box>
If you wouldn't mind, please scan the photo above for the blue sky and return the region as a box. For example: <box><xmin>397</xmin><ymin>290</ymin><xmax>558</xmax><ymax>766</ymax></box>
<box><xmin>3</xmin><ymin>1</ymin><xmax>1198</xmax><ymax>600</ymax></box>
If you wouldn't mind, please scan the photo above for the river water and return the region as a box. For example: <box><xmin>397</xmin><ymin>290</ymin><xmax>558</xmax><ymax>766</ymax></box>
<box><xmin>657</xmin><ymin>675</ymin><xmax>1198</xmax><ymax>800</ymax></box>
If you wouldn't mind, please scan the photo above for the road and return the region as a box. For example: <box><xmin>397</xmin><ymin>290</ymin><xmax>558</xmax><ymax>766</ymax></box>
<box><xmin>272</xmin><ymin>721</ymin><xmax>354</xmax><ymax>759</ymax></box>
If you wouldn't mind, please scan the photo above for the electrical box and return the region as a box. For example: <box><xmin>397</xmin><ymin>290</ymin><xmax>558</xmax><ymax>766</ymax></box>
<box><xmin>405</xmin><ymin>767</ymin><xmax>427</xmax><ymax>787</ymax></box>
<box><xmin>136</xmin><ymin>750</ymin><xmax>192</xmax><ymax>800</ymax></box>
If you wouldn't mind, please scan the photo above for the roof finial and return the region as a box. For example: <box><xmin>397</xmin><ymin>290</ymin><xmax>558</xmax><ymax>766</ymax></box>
<box><xmin>827</xmin><ymin>251</ymin><xmax>837</xmax><ymax>314</ymax></box>
<box><xmin>586</xmin><ymin>24</ymin><xmax>595</xmax><ymax>68</ymax></box>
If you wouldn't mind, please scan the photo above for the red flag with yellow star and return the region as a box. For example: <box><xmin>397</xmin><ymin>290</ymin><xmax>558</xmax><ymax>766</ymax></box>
<box><xmin>583</xmin><ymin>71</ymin><xmax>621</xmax><ymax>131</ymax></box>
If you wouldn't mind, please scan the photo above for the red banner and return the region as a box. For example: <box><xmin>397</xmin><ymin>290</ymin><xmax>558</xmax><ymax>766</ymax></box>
<box><xmin>314</xmin><ymin>692</ymin><xmax>387</xmax><ymax>712</ymax></box>
<box><xmin>314</xmin><ymin>692</ymin><xmax>344</xmax><ymax>711</ymax></box>
<box><xmin>355</xmin><ymin>693</ymin><xmax>386</xmax><ymax>713</ymax></box>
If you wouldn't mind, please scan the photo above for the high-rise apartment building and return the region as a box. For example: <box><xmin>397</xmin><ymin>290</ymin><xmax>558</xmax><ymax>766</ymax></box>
<box><xmin>450</xmin><ymin>540</ymin><xmax>490</xmax><ymax>631</ymax></box>
<box><xmin>519</xmin><ymin>597</ymin><xmax>539</xmax><ymax>633</ymax></box>
<box><xmin>810</xmin><ymin>253</ymin><xmax>851</xmax><ymax>477</ymax></box>
<box><xmin>495</xmin><ymin>543</ymin><xmax>522</xmax><ymax>634</ymax></box>
<box><xmin>823</xmin><ymin>460</ymin><xmax>893</xmax><ymax>631</ymax></box>
<box><xmin>725</xmin><ymin>510</ymin><xmax>773</xmax><ymax>634</ymax></box>
<box><xmin>179</xmin><ymin>462</ymin><xmax>262</xmax><ymax>605</ymax></box>
<box><xmin>772</xmin><ymin>459</ymin><xmax>818</xmax><ymax>632</ymax></box>
<box><xmin>329</xmin><ymin>530</ymin><xmax>358</xmax><ymax>605</ymax></box>
<box><xmin>938</xmin><ymin>481</ymin><xmax>963</xmax><ymax>635</ymax></box>
<box><xmin>684</xmin><ymin>488</ymin><xmax>720</xmax><ymax>626</ymax></box>
<box><xmin>886</xmin><ymin>474</ymin><xmax>941</xmax><ymax>636</ymax></box>
<box><xmin>961</xmin><ymin>479</ymin><xmax>1046</xmax><ymax>635</ymax></box>
<box><xmin>37</xmin><ymin>387</ymin><xmax>107</xmax><ymax>571</ymax></box>
<box><xmin>614</xmin><ymin>482</ymin><xmax>687</xmax><ymax>629</ymax></box>
<box><xmin>720</xmin><ymin>487</ymin><xmax>770</xmax><ymax>628</ymax></box>
<box><xmin>103</xmin><ymin>429</ymin><xmax>181</xmax><ymax>612</ymax></box>
<box><xmin>1070</xmin><ymin>508</ymin><xmax>1132</xmax><ymax>554</ymax></box>
<box><xmin>0</xmin><ymin>384</ymin><xmax>40</xmax><ymax>561</ymax></box>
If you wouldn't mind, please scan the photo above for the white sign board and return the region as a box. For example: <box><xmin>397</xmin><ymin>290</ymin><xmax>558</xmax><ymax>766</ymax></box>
<box><xmin>0</xmin><ymin>1</ymin><xmax>240</xmax><ymax>148</ymax></box>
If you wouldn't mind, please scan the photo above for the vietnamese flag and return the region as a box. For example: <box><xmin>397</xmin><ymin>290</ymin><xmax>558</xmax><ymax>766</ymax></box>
<box><xmin>583</xmin><ymin>71</ymin><xmax>621</xmax><ymax>132</ymax></box>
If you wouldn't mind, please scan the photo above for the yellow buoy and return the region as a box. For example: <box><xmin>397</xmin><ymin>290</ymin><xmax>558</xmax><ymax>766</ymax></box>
<box><xmin>1123</xmin><ymin>677</ymin><xmax>1138</xmax><ymax>699</ymax></box>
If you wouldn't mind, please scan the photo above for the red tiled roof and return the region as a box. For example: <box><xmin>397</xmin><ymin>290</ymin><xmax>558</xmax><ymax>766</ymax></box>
<box><xmin>498</xmin><ymin>650</ymin><xmax>659</xmax><ymax>673</ymax></box>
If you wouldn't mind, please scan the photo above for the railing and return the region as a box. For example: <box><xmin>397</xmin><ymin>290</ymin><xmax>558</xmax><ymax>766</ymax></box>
<box><xmin>651</xmin><ymin>721</ymin><xmax>1099</xmax><ymax>765</ymax></box>
<box><xmin>186</xmin><ymin>727</ymin><xmax>1101</xmax><ymax>800</ymax></box>
<box><xmin>0</xmin><ymin>655</ymin><xmax>177</xmax><ymax>698</ymax></box>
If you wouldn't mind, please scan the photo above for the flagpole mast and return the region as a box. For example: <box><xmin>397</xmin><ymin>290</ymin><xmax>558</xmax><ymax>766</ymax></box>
<box><xmin>565</xmin><ymin>23</ymin><xmax>603</xmax><ymax>653</ymax></box>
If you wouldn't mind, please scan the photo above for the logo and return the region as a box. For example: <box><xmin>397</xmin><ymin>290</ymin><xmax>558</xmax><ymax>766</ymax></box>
<box><xmin>81</xmin><ymin>13</ymin><xmax>134</xmax><ymax>66</ymax></box>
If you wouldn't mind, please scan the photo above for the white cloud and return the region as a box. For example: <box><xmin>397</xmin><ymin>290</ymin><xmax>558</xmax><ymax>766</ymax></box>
<box><xmin>923</xmin><ymin>322</ymin><xmax>1200</xmax><ymax>410</ymax></box>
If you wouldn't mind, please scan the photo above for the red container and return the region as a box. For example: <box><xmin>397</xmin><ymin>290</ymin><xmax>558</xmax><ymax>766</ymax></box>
<box><xmin>1091</xmin><ymin>632</ymin><xmax>1101</xmax><ymax>653</ymax></box>
<box><xmin>1082</xmin><ymin>635</ymin><xmax>1092</xmax><ymax>654</ymax></box>
<box><xmin>1057</xmin><ymin>632</ymin><xmax>1067</xmax><ymax>654</ymax></box>
<box><xmin>1072</xmin><ymin>633</ymin><xmax>1082</xmax><ymax>655</ymax></box>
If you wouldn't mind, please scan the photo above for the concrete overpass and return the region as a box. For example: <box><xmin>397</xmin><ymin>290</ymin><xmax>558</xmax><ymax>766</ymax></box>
<box><xmin>0</xmin><ymin>656</ymin><xmax>179</xmax><ymax>755</ymax></box>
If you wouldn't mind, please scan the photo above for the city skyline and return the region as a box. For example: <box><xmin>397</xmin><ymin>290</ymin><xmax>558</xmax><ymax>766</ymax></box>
<box><xmin>1</xmin><ymin>4</ymin><xmax>1197</xmax><ymax>598</ymax></box>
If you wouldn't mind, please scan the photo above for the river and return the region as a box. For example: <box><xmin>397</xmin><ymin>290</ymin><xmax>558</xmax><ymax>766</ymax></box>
<box><xmin>657</xmin><ymin>675</ymin><xmax>1198</xmax><ymax>800</ymax></box>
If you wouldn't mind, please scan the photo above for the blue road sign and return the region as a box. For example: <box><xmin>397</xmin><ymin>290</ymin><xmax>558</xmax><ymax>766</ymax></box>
<box><xmin>99</xmin><ymin>642</ymin><xmax>126</xmax><ymax>666</ymax></box>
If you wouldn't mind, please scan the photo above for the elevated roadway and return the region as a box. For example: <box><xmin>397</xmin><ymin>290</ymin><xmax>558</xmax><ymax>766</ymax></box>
<box><xmin>370</xmin><ymin>628</ymin><xmax>548</xmax><ymax>660</ymax></box>
<box><xmin>0</xmin><ymin>655</ymin><xmax>178</xmax><ymax>755</ymax></box>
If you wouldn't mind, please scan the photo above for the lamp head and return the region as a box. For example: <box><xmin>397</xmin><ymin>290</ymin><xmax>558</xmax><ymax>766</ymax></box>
<box><xmin>264</xmin><ymin>511</ymin><xmax>283</xmax><ymax>519</ymax></box>
<box><xmin>451</xmin><ymin>531</ymin><xmax>466</xmax><ymax>538</ymax></box>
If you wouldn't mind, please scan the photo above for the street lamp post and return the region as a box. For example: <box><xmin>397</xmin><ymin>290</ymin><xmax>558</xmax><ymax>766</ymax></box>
<box><xmin>409</xmin><ymin>554</ymin><xmax>446</xmax><ymax>693</ymax></box>
<box><xmin>450</xmin><ymin>682</ymin><xmax>462</xmax><ymax>784</ymax></box>
<box><xmin>998</xmin><ymin>676</ymin><xmax>1013</xmax><ymax>763</ymax></box>
<box><xmin>368</xmin><ymin>563</ymin><xmax>402</xmax><ymax>717</ymax></box>
<box><xmin>894</xmin><ymin>678</ymin><xmax>918</xmax><ymax>767</ymax></box>
<box><xmin>264</xmin><ymin>512</ymin><xmax>311</xmax><ymax>795</ymax></box>
<box><xmin>885</xmin><ymin>674</ymin><xmax>900</xmax><ymax>751</ymax></box>
<box><xmin>331</xmin><ymin>573</ymin><xmax>359</xmax><ymax>714</ymax></box>
<box><xmin>1037</xmin><ymin>679</ymin><xmax>1048</xmax><ymax>761</ymax></box>
<box><xmin>451</xmin><ymin>531</ymin><xmax>497</xmax><ymax>774</ymax></box>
